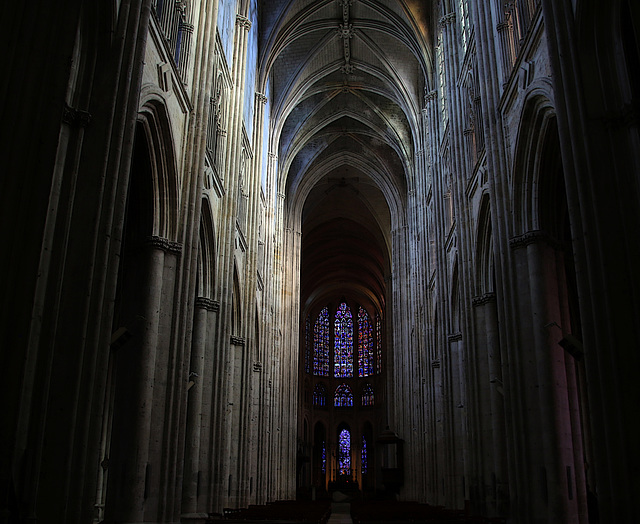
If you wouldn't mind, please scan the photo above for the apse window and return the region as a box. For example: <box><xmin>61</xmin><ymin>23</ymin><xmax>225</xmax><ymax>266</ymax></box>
<box><xmin>339</xmin><ymin>429</ymin><xmax>351</xmax><ymax>475</ymax></box>
<box><xmin>334</xmin><ymin>383</ymin><xmax>353</xmax><ymax>407</ymax></box>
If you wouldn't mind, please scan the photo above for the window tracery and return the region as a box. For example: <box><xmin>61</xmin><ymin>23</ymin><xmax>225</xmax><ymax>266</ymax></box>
<box><xmin>313</xmin><ymin>383</ymin><xmax>327</xmax><ymax>407</ymax></box>
<box><xmin>334</xmin><ymin>302</ymin><xmax>353</xmax><ymax>378</ymax></box>
<box><xmin>338</xmin><ymin>429</ymin><xmax>351</xmax><ymax>475</ymax></box>
<box><xmin>358</xmin><ymin>307</ymin><xmax>374</xmax><ymax>377</ymax></box>
<box><xmin>334</xmin><ymin>383</ymin><xmax>353</xmax><ymax>407</ymax></box>
<box><xmin>313</xmin><ymin>307</ymin><xmax>329</xmax><ymax>376</ymax></box>
<box><xmin>362</xmin><ymin>383</ymin><xmax>374</xmax><ymax>406</ymax></box>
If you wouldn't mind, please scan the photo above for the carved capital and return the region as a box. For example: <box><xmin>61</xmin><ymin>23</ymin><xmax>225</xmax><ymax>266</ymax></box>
<box><xmin>448</xmin><ymin>332</ymin><xmax>462</xmax><ymax>342</ymax></box>
<box><xmin>509</xmin><ymin>230</ymin><xmax>564</xmax><ymax>251</ymax></box>
<box><xmin>472</xmin><ymin>292</ymin><xmax>496</xmax><ymax>307</ymax></box>
<box><xmin>255</xmin><ymin>92</ymin><xmax>268</xmax><ymax>104</ymax></box>
<box><xmin>440</xmin><ymin>12</ymin><xmax>456</xmax><ymax>26</ymax></box>
<box><xmin>180</xmin><ymin>22</ymin><xmax>194</xmax><ymax>34</ymax></box>
<box><xmin>195</xmin><ymin>297</ymin><xmax>220</xmax><ymax>312</ymax></box>
<box><xmin>236</xmin><ymin>15</ymin><xmax>251</xmax><ymax>30</ymax></box>
<box><xmin>62</xmin><ymin>103</ymin><xmax>92</xmax><ymax>127</ymax></box>
<box><xmin>230</xmin><ymin>335</ymin><xmax>245</xmax><ymax>346</ymax></box>
<box><xmin>425</xmin><ymin>90</ymin><xmax>437</xmax><ymax>104</ymax></box>
<box><xmin>146</xmin><ymin>235</ymin><xmax>183</xmax><ymax>254</ymax></box>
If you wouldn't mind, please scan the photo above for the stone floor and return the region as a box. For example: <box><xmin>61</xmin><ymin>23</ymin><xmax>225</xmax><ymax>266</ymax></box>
<box><xmin>327</xmin><ymin>502</ymin><xmax>352</xmax><ymax>524</ymax></box>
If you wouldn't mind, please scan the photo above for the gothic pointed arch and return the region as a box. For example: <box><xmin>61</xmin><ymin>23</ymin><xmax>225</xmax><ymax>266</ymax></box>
<box><xmin>137</xmin><ymin>97</ymin><xmax>180</xmax><ymax>240</ymax></box>
<box><xmin>232</xmin><ymin>263</ymin><xmax>242</xmax><ymax>336</ymax></box>
<box><xmin>197</xmin><ymin>197</ymin><xmax>216</xmax><ymax>298</ymax></box>
<box><xmin>475</xmin><ymin>193</ymin><xmax>494</xmax><ymax>295</ymax></box>
<box><xmin>511</xmin><ymin>92</ymin><xmax>556</xmax><ymax>234</ymax></box>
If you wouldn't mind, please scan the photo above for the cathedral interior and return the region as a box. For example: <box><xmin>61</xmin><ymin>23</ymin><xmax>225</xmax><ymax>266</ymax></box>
<box><xmin>1</xmin><ymin>1</ymin><xmax>639</xmax><ymax>523</ymax></box>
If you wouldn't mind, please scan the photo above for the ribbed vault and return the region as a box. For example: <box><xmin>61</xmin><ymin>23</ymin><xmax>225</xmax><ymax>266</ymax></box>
<box><xmin>259</xmin><ymin>0</ymin><xmax>432</xmax><ymax>314</ymax></box>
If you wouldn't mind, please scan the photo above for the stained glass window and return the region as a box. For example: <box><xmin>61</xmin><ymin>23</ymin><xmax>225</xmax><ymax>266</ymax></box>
<box><xmin>313</xmin><ymin>307</ymin><xmax>329</xmax><ymax>376</ymax></box>
<box><xmin>305</xmin><ymin>315</ymin><xmax>311</xmax><ymax>374</ymax></box>
<box><xmin>334</xmin><ymin>384</ymin><xmax>353</xmax><ymax>407</ymax></box>
<box><xmin>313</xmin><ymin>383</ymin><xmax>327</xmax><ymax>407</ymax></box>
<box><xmin>334</xmin><ymin>302</ymin><xmax>353</xmax><ymax>377</ymax></box>
<box><xmin>322</xmin><ymin>440</ymin><xmax>326</xmax><ymax>473</ymax></box>
<box><xmin>358</xmin><ymin>307</ymin><xmax>374</xmax><ymax>377</ymax></box>
<box><xmin>338</xmin><ymin>429</ymin><xmax>351</xmax><ymax>475</ymax></box>
<box><xmin>376</xmin><ymin>312</ymin><xmax>382</xmax><ymax>374</ymax></box>
<box><xmin>362</xmin><ymin>383</ymin><xmax>374</xmax><ymax>406</ymax></box>
<box><xmin>362</xmin><ymin>435</ymin><xmax>368</xmax><ymax>474</ymax></box>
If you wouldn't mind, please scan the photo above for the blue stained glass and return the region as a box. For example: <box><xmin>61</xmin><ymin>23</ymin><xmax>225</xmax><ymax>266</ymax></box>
<box><xmin>314</xmin><ymin>307</ymin><xmax>329</xmax><ymax>376</ymax></box>
<box><xmin>305</xmin><ymin>315</ymin><xmax>311</xmax><ymax>374</ymax></box>
<box><xmin>313</xmin><ymin>383</ymin><xmax>327</xmax><ymax>407</ymax></box>
<box><xmin>362</xmin><ymin>435</ymin><xmax>368</xmax><ymax>474</ymax></box>
<box><xmin>376</xmin><ymin>312</ymin><xmax>382</xmax><ymax>374</ymax></box>
<box><xmin>362</xmin><ymin>383</ymin><xmax>374</xmax><ymax>406</ymax></box>
<box><xmin>334</xmin><ymin>302</ymin><xmax>353</xmax><ymax>378</ymax></box>
<box><xmin>322</xmin><ymin>440</ymin><xmax>326</xmax><ymax>473</ymax></box>
<box><xmin>358</xmin><ymin>307</ymin><xmax>374</xmax><ymax>377</ymax></box>
<box><xmin>339</xmin><ymin>429</ymin><xmax>351</xmax><ymax>475</ymax></box>
<box><xmin>334</xmin><ymin>383</ymin><xmax>353</xmax><ymax>407</ymax></box>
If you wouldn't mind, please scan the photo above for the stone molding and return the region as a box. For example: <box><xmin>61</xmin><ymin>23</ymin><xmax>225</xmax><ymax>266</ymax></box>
<box><xmin>231</xmin><ymin>335</ymin><xmax>245</xmax><ymax>346</ymax></box>
<box><xmin>509</xmin><ymin>230</ymin><xmax>562</xmax><ymax>251</ymax></box>
<box><xmin>62</xmin><ymin>103</ymin><xmax>92</xmax><ymax>127</ymax></box>
<box><xmin>472</xmin><ymin>292</ymin><xmax>496</xmax><ymax>307</ymax></box>
<box><xmin>146</xmin><ymin>235</ymin><xmax>183</xmax><ymax>254</ymax></box>
<box><xmin>448</xmin><ymin>332</ymin><xmax>462</xmax><ymax>342</ymax></box>
<box><xmin>195</xmin><ymin>297</ymin><xmax>220</xmax><ymax>312</ymax></box>
<box><xmin>431</xmin><ymin>359</ymin><xmax>441</xmax><ymax>369</ymax></box>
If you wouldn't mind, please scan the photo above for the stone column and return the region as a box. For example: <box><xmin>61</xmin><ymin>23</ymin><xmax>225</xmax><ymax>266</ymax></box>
<box><xmin>104</xmin><ymin>237</ymin><xmax>170</xmax><ymax>522</ymax></box>
<box><xmin>510</xmin><ymin>231</ymin><xmax>587</xmax><ymax>523</ymax></box>
<box><xmin>182</xmin><ymin>297</ymin><xmax>218</xmax><ymax>518</ymax></box>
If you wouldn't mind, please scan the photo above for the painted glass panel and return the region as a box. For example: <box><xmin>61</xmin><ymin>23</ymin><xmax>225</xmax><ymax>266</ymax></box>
<box><xmin>358</xmin><ymin>307</ymin><xmax>374</xmax><ymax>377</ymax></box>
<box><xmin>313</xmin><ymin>383</ymin><xmax>327</xmax><ymax>407</ymax></box>
<box><xmin>334</xmin><ymin>302</ymin><xmax>353</xmax><ymax>377</ymax></box>
<box><xmin>376</xmin><ymin>312</ymin><xmax>382</xmax><ymax>374</ymax></box>
<box><xmin>339</xmin><ymin>429</ymin><xmax>351</xmax><ymax>475</ymax></box>
<box><xmin>334</xmin><ymin>383</ymin><xmax>353</xmax><ymax>407</ymax></box>
<box><xmin>313</xmin><ymin>307</ymin><xmax>329</xmax><ymax>376</ymax></box>
<box><xmin>322</xmin><ymin>440</ymin><xmax>326</xmax><ymax>473</ymax></box>
<box><xmin>305</xmin><ymin>315</ymin><xmax>311</xmax><ymax>374</ymax></box>
<box><xmin>362</xmin><ymin>435</ymin><xmax>368</xmax><ymax>474</ymax></box>
<box><xmin>362</xmin><ymin>383</ymin><xmax>374</xmax><ymax>406</ymax></box>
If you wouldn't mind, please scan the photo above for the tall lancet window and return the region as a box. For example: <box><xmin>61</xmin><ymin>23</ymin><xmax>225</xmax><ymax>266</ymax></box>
<box><xmin>376</xmin><ymin>312</ymin><xmax>382</xmax><ymax>374</ymax></box>
<box><xmin>313</xmin><ymin>307</ymin><xmax>329</xmax><ymax>376</ymax></box>
<box><xmin>305</xmin><ymin>315</ymin><xmax>311</xmax><ymax>374</ymax></box>
<box><xmin>334</xmin><ymin>302</ymin><xmax>353</xmax><ymax>377</ymax></box>
<box><xmin>362</xmin><ymin>435</ymin><xmax>368</xmax><ymax>474</ymax></box>
<box><xmin>338</xmin><ymin>429</ymin><xmax>351</xmax><ymax>475</ymax></box>
<box><xmin>358</xmin><ymin>307</ymin><xmax>373</xmax><ymax>377</ymax></box>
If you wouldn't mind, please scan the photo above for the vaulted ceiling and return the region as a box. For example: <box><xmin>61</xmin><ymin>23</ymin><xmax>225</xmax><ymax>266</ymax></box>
<box><xmin>259</xmin><ymin>0</ymin><xmax>433</xmax><ymax>316</ymax></box>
